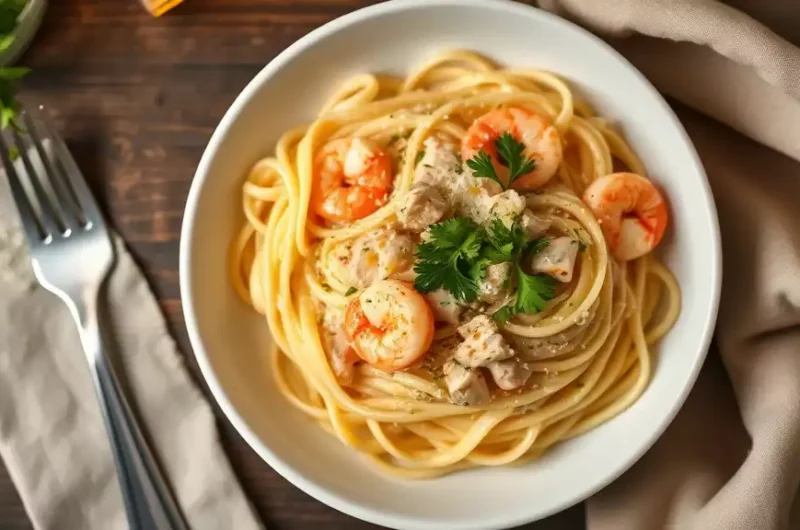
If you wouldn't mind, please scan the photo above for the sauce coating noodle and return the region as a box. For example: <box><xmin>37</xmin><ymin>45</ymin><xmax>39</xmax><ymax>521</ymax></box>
<box><xmin>228</xmin><ymin>50</ymin><xmax>681</xmax><ymax>478</ymax></box>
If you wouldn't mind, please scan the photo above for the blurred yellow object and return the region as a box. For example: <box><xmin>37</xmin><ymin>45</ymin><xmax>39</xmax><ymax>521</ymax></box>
<box><xmin>140</xmin><ymin>0</ymin><xmax>184</xmax><ymax>16</ymax></box>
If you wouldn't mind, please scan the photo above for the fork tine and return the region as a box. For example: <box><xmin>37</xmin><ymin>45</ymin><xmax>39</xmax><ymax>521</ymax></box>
<box><xmin>22</xmin><ymin>110</ymin><xmax>85</xmax><ymax>232</ymax></box>
<box><xmin>31</xmin><ymin>106</ymin><xmax>106</xmax><ymax>230</ymax></box>
<box><xmin>10</xmin><ymin>125</ymin><xmax>67</xmax><ymax>237</ymax></box>
<box><xmin>0</xmin><ymin>130</ymin><xmax>48</xmax><ymax>245</ymax></box>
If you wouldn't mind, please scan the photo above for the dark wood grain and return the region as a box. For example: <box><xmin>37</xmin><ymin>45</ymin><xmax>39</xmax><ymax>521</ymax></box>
<box><xmin>1</xmin><ymin>1</ymin><xmax>789</xmax><ymax>529</ymax></box>
<box><xmin>0</xmin><ymin>1</ymin><xmax>588</xmax><ymax>528</ymax></box>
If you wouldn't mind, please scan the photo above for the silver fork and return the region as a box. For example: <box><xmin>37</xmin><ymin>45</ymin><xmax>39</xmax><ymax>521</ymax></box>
<box><xmin>0</xmin><ymin>106</ymin><xmax>189</xmax><ymax>530</ymax></box>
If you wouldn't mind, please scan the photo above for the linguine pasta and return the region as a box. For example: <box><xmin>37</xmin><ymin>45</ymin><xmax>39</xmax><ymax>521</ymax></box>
<box><xmin>228</xmin><ymin>50</ymin><xmax>681</xmax><ymax>478</ymax></box>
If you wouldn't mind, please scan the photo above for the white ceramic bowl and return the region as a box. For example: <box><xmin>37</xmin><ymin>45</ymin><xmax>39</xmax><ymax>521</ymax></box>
<box><xmin>179</xmin><ymin>1</ymin><xmax>721</xmax><ymax>528</ymax></box>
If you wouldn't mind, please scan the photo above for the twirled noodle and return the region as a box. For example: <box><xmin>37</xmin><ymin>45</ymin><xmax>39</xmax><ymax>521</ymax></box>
<box><xmin>228</xmin><ymin>49</ymin><xmax>681</xmax><ymax>478</ymax></box>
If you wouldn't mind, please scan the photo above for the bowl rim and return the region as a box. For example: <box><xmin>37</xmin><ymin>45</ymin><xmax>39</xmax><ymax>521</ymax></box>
<box><xmin>179</xmin><ymin>1</ymin><xmax>722</xmax><ymax>528</ymax></box>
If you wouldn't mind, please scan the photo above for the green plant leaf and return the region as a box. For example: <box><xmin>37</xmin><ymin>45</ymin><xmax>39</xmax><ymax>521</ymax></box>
<box><xmin>0</xmin><ymin>34</ymin><xmax>14</xmax><ymax>52</ymax></box>
<box><xmin>0</xmin><ymin>0</ymin><xmax>26</xmax><ymax>35</ymax></box>
<box><xmin>0</xmin><ymin>67</ymin><xmax>30</xmax><ymax>80</ymax></box>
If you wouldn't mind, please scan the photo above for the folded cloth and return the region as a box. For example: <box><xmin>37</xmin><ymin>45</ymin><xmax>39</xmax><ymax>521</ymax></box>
<box><xmin>0</xmin><ymin>163</ymin><xmax>262</xmax><ymax>527</ymax></box>
<box><xmin>534</xmin><ymin>0</ymin><xmax>800</xmax><ymax>528</ymax></box>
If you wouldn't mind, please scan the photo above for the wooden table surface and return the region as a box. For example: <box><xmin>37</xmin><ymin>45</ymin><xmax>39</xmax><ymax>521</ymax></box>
<box><xmin>0</xmin><ymin>1</ymin><xmax>585</xmax><ymax>528</ymax></box>
<box><xmin>2</xmin><ymin>0</ymin><xmax>796</xmax><ymax>529</ymax></box>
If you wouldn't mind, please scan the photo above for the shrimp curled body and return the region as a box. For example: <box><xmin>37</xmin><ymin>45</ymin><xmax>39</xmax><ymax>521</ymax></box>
<box><xmin>462</xmin><ymin>107</ymin><xmax>563</xmax><ymax>190</ymax></box>
<box><xmin>583</xmin><ymin>172</ymin><xmax>668</xmax><ymax>261</ymax></box>
<box><xmin>312</xmin><ymin>138</ymin><xmax>393</xmax><ymax>223</ymax></box>
<box><xmin>344</xmin><ymin>279</ymin><xmax>435</xmax><ymax>373</ymax></box>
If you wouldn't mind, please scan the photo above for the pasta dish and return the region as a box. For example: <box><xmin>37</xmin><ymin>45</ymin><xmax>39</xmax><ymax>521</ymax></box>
<box><xmin>229</xmin><ymin>50</ymin><xmax>681</xmax><ymax>478</ymax></box>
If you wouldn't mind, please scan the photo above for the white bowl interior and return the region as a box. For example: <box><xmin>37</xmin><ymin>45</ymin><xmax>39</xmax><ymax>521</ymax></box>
<box><xmin>180</xmin><ymin>2</ymin><xmax>720</xmax><ymax>529</ymax></box>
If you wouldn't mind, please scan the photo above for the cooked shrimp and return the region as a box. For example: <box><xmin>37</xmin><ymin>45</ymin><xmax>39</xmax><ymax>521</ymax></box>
<box><xmin>462</xmin><ymin>107</ymin><xmax>562</xmax><ymax>190</ymax></box>
<box><xmin>312</xmin><ymin>138</ymin><xmax>393</xmax><ymax>223</ymax></box>
<box><xmin>344</xmin><ymin>279</ymin><xmax>435</xmax><ymax>373</ymax></box>
<box><xmin>583</xmin><ymin>172</ymin><xmax>668</xmax><ymax>261</ymax></box>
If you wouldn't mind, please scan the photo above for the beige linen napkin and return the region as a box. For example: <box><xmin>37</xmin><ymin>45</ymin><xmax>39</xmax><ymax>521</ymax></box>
<box><xmin>533</xmin><ymin>0</ymin><xmax>800</xmax><ymax>529</ymax></box>
<box><xmin>0</xmin><ymin>160</ymin><xmax>262</xmax><ymax>527</ymax></box>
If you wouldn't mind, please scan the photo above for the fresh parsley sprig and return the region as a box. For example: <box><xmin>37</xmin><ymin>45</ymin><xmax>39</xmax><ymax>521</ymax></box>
<box><xmin>466</xmin><ymin>132</ymin><xmax>537</xmax><ymax>190</ymax></box>
<box><xmin>515</xmin><ymin>268</ymin><xmax>557</xmax><ymax>314</ymax></box>
<box><xmin>0</xmin><ymin>0</ymin><xmax>26</xmax><ymax>35</ymax></box>
<box><xmin>485</xmin><ymin>219</ymin><xmax>526</xmax><ymax>260</ymax></box>
<box><xmin>0</xmin><ymin>0</ymin><xmax>30</xmax><ymax>131</ymax></box>
<box><xmin>465</xmin><ymin>151</ymin><xmax>504</xmax><ymax>189</ymax></box>
<box><xmin>413</xmin><ymin>216</ymin><xmax>558</xmax><ymax>318</ymax></box>
<box><xmin>485</xmin><ymin>220</ymin><xmax>557</xmax><ymax>324</ymax></box>
<box><xmin>0</xmin><ymin>67</ymin><xmax>28</xmax><ymax>129</ymax></box>
<box><xmin>414</xmin><ymin>217</ymin><xmax>485</xmax><ymax>302</ymax></box>
<box><xmin>490</xmin><ymin>270</ymin><xmax>557</xmax><ymax>324</ymax></box>
<box><xmin>497</xmin><ymin>132</ymin><xmax>536</xmax><ymax>183</ymax></box>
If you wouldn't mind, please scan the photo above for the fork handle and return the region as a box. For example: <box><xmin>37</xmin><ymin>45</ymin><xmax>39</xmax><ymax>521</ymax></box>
<box><xmin>79</xmin><ymin>302</ymin><xmax>190</xmax><ymax>530</ymax></box>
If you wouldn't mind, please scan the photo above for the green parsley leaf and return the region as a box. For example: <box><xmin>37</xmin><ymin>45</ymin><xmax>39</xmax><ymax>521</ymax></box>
<box><xmin>415</xmin><ymin>150</ymin><xmax>425</xmax><ymax>166</ymax></box>
<box><xmin>524</xmin><ymin>237</ymin><xmax>550</xmax><ymax>258</ymax></box>
<box><xmin>417</xmin><ymin>218</ymin><xmax>481</xmax><ymax>258</ymax></box>
<box><xmin>0</xmin><ymin>67</ymin><xmax>29</xmax><ymax>81</ymax></box>
<box><xmin>0</xmin><ymin>67</ymin><xmax>28</xmax><ymax>131</ymax></box>
<box><xmin>414</xmin><ymin>257</ymin><xmax>479</xmax><ymax>302</ymax></box>
<box><xmin>465</xmin><ymin>150</ymin><xmax>504</xmax><ymax>189</ymax></box>
<box><xmin>459</xmin><ymin>232</ymin><xmax>483</xmax><ymax>262</ymax></box>
<box><xmin>414</xmin><ymin>217</ymin><xmax>484</xmax><ymax>302</ymax></box>
<box><xmin>414</xmin><ymin>215</ymin><xmax>558</xmax><ymax>309</ymax></box>
<box><xmin>0</xmin><ymin>34</ymin><xmax>13</xmax><ymax>53</ymax></box>
<box><xmin>0</xmin><ymin>104</ymin><xmax>15</xmax><ymax>129</ymax></box>
<box><xmin>466</xmin><ymin>132</ymin><xmax>538</xmax><ymax>190</ymax></box>
<box><xmin>467</xmin><ymin>257</ymin><xmax>490</xmax><ymax>285</ymax></box>
<box><xmin>515</xmin><ymin>269</ymin><xmax>557</xmax><ymax>314</ymax></box>
<box><xmin>489</xmin><ymin>228</ymin><xmax>555</xmax><ymax>323</ymax></box>
<box><xmin>492</xmin><ymin>305</ymin><xmax>515</xmax><ymax>324</ymax></box>
<box><xmin>0</xmin><ymin>1</ymin><xmax>25</xmax><ymax>36</ymax></box>
<box><xmin>486</xmin><ymin>219</ymin><xmax>526</xmax><ymax>258</ymax></box>
<box><xmin>344</xmin><ymin>287</ymin><xmax>358</xmax><ymax>296</ymax></box>
<box><xmin>482</xmin><ymin>245</ymin><xmax>513</xmax><ymax>264</ymax></box>
<box><xmin>496</xmin><ymin>132</ymin><xmax>536</xmax><ymax>186</ymax></box>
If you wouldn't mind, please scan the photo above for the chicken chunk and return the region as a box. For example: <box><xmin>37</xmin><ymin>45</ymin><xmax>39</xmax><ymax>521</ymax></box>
<box><xmin>410</xmin><ymin>138</ymin><xmax>526</xmax><ymax>229</ymax></box>
<box><xmin>486</xmin><ymin>190</ymin><xmax>526</xmax><ymax>228</ymax></box>
<box><xmin>327</xmin><ymin>228</ymin><xmax>415</xmax><ymax>289</ymax></box>
<box><xmin>397</xmin><ymin>185</ymin><xmax>449</xmax><ymax>232</ymax></box>
<box><xmin>424</xmin><ymin>288</ymin><xmax>463</xmax><ymax>325</ymax></box>
<box><xmin>320</xmin><ymin>307</ymin><xmax>358</xmax><ymax>383</ymax></box>
<box><xmin>530</xmin><ymin>236</ymin><xmax>580</xmax><ymax>283</ymax></box>
<box><xmin>519</xmin><ymin>209</ymin><xmax>551</xmax><ymax>239</ymax></box>
<box><xmin>413</xmin><ymin>137</ymin><xmax>501</xmax><ymax>207</ymax></box>
<box><xmin>478</xmin><ymin>262</ymin><xmax>512</xmax><ymax>303</ymax></box>
<box><xmin>413</xmin><ymin>137</ymin><xmax>464</xmax><ymax>189</ymax></box>
<box><xmin>486</xmin><ymin>358</ymin><xmax>533</xmax><ymax>391</ymax></box>
<box><xmin>443</xmin><ymin>360</ymin><xmax>490</xmax><ymax>406</ymax></box>
<box><xmin>325</xmin><ymin>332</ymin><xmax>358</xmax><ymax>384</ymax></box>
<box><xmin>454</xmin><ymin>314</ymin><xmax>515</xmax><ymax>368</ymax></box>
<box><xmin>461</xmin><ymin>189</ymin><xmax>526</xmax><ymax>228</ymax></box>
